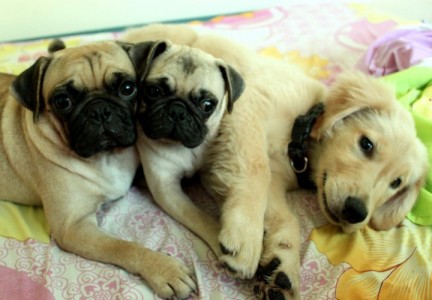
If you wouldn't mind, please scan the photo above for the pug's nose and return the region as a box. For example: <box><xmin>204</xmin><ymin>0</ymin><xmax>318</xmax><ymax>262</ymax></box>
<box><xmin>89</xmin><ymin>106</ymin><xmax>112</xmax><ymax>122</ymax></box>
<box><xmin>167</xmin><ymin>102</ymin><xmax>186</xmax><ymax>121</ymax></box>
<box><xmin>341</xmin><ymin>197</ymin><xmax>368</xmax><ymax>224</ymax></box>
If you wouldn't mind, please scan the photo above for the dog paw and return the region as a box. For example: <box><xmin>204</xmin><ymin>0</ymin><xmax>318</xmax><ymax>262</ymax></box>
<box><xmin>218</xmin><ymin>223</ymin><xmax>263</xmax><ymax>279</ymax></box>
<box><xmin>253</xmin><ymin>257</ymin><xmax>298</xmax><ymax>300</ymax></box>
<box><xmin>143</xmin><ymin>252</ymin><xmax>197</xmax><ymax>299</ymax></box>
<box><xmin>253</xmin><ymin>241</ymin><xmax>300</xmax><ymax>300</ymax></box>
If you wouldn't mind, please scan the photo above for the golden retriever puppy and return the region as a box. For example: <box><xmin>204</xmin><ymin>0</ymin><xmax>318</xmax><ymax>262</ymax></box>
<box><xmin>309</xmin><ymin>72</ymin><xmax>428</xmax><ymax>232</ymax></box>
<box><xmin>123</xmin><ymin>25</ymin><xmax>428</xmax><ymax>299</ymax></box>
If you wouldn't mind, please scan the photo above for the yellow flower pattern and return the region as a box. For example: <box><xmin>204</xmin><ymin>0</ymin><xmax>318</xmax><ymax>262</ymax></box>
<box><xmin>310</xmin><ymin>222</ymin><xmax>432</xmax><ymax>299</ymax></box>
<box><xmin>259</xmin><ymin>47</ymin><xmax>332</xmax><ymax>80</ymax></box>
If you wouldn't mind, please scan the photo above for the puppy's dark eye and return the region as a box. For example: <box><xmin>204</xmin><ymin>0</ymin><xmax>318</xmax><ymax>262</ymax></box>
<box><xmin>119</xmin><ymin>80</ymin><xmax>137</xmax><ymax>99</ymax></box>
<box><xmin>390</xmin><ymin>178</ymin><xmax>402</xmax><ymax>189</ymax></box>
<box><xmin>52</xmin><ymin>94</ymin><xmax>73</xmax><ymax>111</ymax></box>
<box><xmin>359</xmin><ymin>136</ymin><xmax>374</xmax><ymax>153</ymax></box>
<box><xmin>199</xmin><ymin>99</ymin><xmax>216</xmax><ymax>113</ymax></box>
<box><xmin>145</xmin><ymin>85</ymin><xmax>163</xmax><ymax>98</ymax></box>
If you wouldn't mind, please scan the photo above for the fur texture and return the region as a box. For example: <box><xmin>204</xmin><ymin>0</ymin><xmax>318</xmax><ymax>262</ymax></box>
<box><xmin>123</xmin><ymin>24</ymin><xmax>428</xmax><ymax>299</ymax></box>
<box><xmin>0</xmin><ymin>41</ymin><xmax>199</xmax><ymax>300</ymax></box>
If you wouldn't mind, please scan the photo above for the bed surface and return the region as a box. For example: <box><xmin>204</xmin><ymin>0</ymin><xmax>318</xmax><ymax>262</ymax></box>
<box><xmin>0</xmin><ymin>2</ymin><xmax>431</xmax><ymax>299</ymax></box>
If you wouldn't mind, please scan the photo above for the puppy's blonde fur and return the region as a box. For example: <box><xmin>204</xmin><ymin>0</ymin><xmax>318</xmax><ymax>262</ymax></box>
<box><xmin>310</xmin><ymin>72</ymin><xmax>428</xmax><ymax>232</ymax></box>
<box><xmin>124</xmin><ymin>24</ymin><xmax>428</xmax><ymax>299</ymax></box>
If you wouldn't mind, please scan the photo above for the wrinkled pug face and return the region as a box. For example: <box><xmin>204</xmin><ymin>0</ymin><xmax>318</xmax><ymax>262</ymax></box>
<box><xmin>12</xmin><ymin>41</ymin><xmax>141</xmax><ymax>157</ymax></box>
<box><xmin>137</xmin><ymin>42</ymin><xmax>244</xmax><ymax>148</ymax></box>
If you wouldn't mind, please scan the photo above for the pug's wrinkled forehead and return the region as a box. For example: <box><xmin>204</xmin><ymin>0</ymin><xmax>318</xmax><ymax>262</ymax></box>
<box><xmin>43</xmin><ymin>42</ymin><xmax>136</xmax><ymax>96</ymax></box>
<box><xmin>145</xmin><ymin>45</ymin><xmax>226</xmax><ymax>101</ymax></box>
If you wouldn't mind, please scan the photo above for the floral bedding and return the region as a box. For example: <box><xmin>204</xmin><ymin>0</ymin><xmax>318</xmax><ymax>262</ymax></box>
<box><xmin>0</xmin><ymin>2</ymin><xmax>431</xmax><ymax>299</ymax></box>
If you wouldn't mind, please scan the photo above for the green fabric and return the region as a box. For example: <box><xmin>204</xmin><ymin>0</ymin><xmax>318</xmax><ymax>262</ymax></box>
<box><xmin>382</xmin><ymin>67</ymin><xmax>432</xmax><ymax>225</ymax></box>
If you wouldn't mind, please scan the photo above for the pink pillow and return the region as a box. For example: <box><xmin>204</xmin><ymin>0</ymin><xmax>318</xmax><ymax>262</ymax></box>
<box><xmin>359</xmin><ymin>27</ymin><xmax>432</xmax><ymax>76</ymax></box>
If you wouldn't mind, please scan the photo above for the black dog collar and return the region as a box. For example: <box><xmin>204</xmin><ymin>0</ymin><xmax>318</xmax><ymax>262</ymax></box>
<box><xmin>287</xmin><ymin>103</ymin><xmax>324</xmax><ymax>189</ymax></box>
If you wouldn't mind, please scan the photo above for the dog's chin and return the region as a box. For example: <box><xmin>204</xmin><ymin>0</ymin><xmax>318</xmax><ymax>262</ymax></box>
<box><xmin>72</xmin><ymin>137</ymin><xmax>136</xmax><ymax>158</ymax></box>
<box><xmin>319</xmin><ymin>191</ymin><xmax>340</xmax><ymax>224</ymax></box>
<box><xmin>319</xmin><ymin>192</ymin><xmax>369</xmax><ymax>233</ymax></box>
<box><xmin>339</xmin><ymin>222</ymin><xmax>368</xmax><ymax>233</ymax></box>
<box><xmin>70</xmin><ymin>127</ymin><xmax>137</xmax><ymax>158</ymax></box>
<box><xmin>176</xmin><ymin>134</ymin><xmax>205</xmax><ymax>148</ymax></box>
<box><xmin>145</xmin><ymin>131</ymin><xmax>205</xmax><ymax>149</ymax></box>
<box><xmin>142</xmin><ymin>122</ymin><xmax>207</xmax><ymax>149</ymax></box>
<box><xmin>72</xmin><ymin>138</ymin><xmax>133</xmax><ymax>158</ymax></box>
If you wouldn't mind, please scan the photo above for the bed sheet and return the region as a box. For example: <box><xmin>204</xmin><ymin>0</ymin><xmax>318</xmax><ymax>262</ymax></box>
<box><xmin>0</xmin><ymin>3</ymin><xmax>431</xmax><ymax>299</ymax></box>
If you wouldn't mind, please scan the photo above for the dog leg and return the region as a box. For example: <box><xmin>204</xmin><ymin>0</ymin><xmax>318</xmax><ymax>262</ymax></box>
<box><xmin>253</xmin><ymin>178</ymin><xmax>301</xmax><ymax>300</ymax></box>
<box><xmin>142</xmin><ymin>164</ymin><xmax>222</xmax><ymax>259</ymax></box>
<box><xmin>217</xmin><ymin>186</ymin><xmax>268</xmax><ymax>279</ymax></box>
<box><xmin>207</xmin><ymin>150</ymin><xmax>270</xmax><ymax>279</ymax></box>
<box><xmin>47</xmin><ymin>202</ymin><xmax>197</xmax><ymax>299</ymax></box>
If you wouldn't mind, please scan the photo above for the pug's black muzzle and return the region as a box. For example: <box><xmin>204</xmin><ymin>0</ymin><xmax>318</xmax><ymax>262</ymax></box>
<box><xmin>69</xmin><ymin>97</ymin><xmax>136</xmax><ymax>158</ymax></box>
<box><xmin>139</xmin><ymin>99</ymin><xmax>207</xmax><ymax>148</ymax></box>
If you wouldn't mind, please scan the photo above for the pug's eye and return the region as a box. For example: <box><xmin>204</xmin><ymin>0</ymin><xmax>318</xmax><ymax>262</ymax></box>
<box><xmin>359</xmin><ymin>136</ymin><xmax>374</xmax><ymax>154</ymax></box>
<box><xmin>119</xmin><ymin>80</ymin><xmax>137</xmax><ymax>99</ymax></box>
<box><xmin>52</xmin><ymin>94</ymin><xmax>73</xmax><ymax>111</ymax></box>
<box><xmin>199</xmin><ymin>99</ymin><xmax>216</xmax><ymax>113</ymax></box>
<box><xmin>145</xmin><ymin>85</ymin><xmax>163</xmax><ymax>98</ymax></box>
<box><xmin>390</xmin><ymin>178</ymin><xmax>402</xmax><ymax>189</ymax></box>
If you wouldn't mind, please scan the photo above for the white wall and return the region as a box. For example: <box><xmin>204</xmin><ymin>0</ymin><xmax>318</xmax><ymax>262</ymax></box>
<box><xmin>1</xmin><ymin>0</ymin><xmax>287</xmax><ymax>42</ymax></box>
<box><xmin>1</xmin><ymin>0</ymin><xmax>431</xmax><ymax>43</ymax></box>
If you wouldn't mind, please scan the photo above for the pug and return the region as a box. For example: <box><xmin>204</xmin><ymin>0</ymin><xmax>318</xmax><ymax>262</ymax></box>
<box><xmin>132</xmin><ymin>40</ymin><xmax>245</xmax><ymax>258</ymax></box>
<box><xmin>0</xmin><ymin>40</ymin><xmax>197</xmax><ymax>299</ymax></box>
<box><xmin>124</xmin><ymin>24</ymin><xmax>326</xmax><ymax>299</ymax></box>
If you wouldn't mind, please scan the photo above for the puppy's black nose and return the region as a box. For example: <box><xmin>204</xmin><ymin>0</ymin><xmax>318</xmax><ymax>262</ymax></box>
<box><xmin>341</xmin><ymin>197</ymin><xmax>368</xmax><ymax>224</ymax></box>
<box><xmin>167</xmin><ymin>102</ymin><xmax>186</xmax><ymax>121</ymax></box>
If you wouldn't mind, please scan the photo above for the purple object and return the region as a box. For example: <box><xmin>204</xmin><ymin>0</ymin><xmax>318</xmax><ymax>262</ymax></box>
<box><xmin>359</xmin><ymin>27</ymin><xmax>432</xmax><ymax>76</ymax></box>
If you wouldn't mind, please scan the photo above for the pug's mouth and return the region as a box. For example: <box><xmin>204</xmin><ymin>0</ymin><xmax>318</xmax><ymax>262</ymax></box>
<box><xmin>69</xmin><ymin>101</ymin><xmax>136</xmax><ymax>157</ymax></box>
<box><xmin>321</xmin><ymin>172</ymin><xmax>339</xmax><ymax>223</ymax></box>
<box><xmin>139</xmin><ymin>105</ymin><xmax>207</xmax><ymax>149</ymax></box>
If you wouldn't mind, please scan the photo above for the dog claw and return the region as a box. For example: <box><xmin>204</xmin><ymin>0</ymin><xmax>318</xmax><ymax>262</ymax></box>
<box><xmin>222</xmin><ymin>262</ymin><xmax>238</xmax><ymax>274</ymax></box>
<box><xmin>220</xmin><ymin>242</ymin><xmax>236</xmax><ymax>256</ymax></box>
<box><xmin>275</xmin><ymin>272</ymin><xmax>291</xmax><ymax>289</ymax></box>
<box><xmin>254</xmin><ymin>257</ymin><xmax>295</xmax><ymax>300</ymax></box>
<box><xmin>256</xmin><ymin>257</ymin><xmax>281</xmax><ymax>282</ymax></box>
<box><xmin>268</xmin><ymin>289</ymin><xmax>285</xmax><ymax>300</ymax></box>
<box><xmin>254</xmin><ymin>284</ymin><xmax>261</xmax><ymax>295</ymax></box>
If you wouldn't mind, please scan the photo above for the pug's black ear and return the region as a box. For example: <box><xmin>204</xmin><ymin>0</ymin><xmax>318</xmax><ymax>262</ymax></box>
<box><xmin>11</xmin><ymin>56</ymin><xmax>51</xmax><ymax>122</ymax></box>
<box><xmin>118</xmin><ymin>40</ymin><xmax>168</xmax><ymax>82</ymax></box>
<box><xmin>218</xmin><ymin>64</ymin><xmax>245</xmax><ymax>113</ymax></box>
<box><xmin>48</xmin><ymin>39</ymin><xmax>66</xmax><ymax>54</ymax></box>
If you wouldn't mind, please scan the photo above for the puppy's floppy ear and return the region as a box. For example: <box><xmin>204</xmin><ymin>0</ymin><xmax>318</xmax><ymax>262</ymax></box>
<box><xmin>371</xmin><ymin>175</ymin><xmax>427</xmax><ymax>231</ymax></box>
<box><xmin>218</xmin><ymin>63</ymin><xmax>245</xmax><ymax>113</ymax></box>
<box><xmin>311</xmin><ymin>71</ymin><xmax>395</xmax><ymax>140</ymax></box>
<box><xmin>48</xmin><ymin>39</ymin><xmax>66</xmax><ymax>54</ymax></box>
<box><xmin>371</xmin><ymin>139</ymin><xmax>429</xmax><ymax>230</ymax></box>
<box><xmin>117</xmin><ymin>40</ymin><xmax>168</xmax><ymax>81</ymax></box>
<box><xmin>11</xmin><ymin>56</ymin><xmax>51</xmax><ymax>122</ymax></box>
